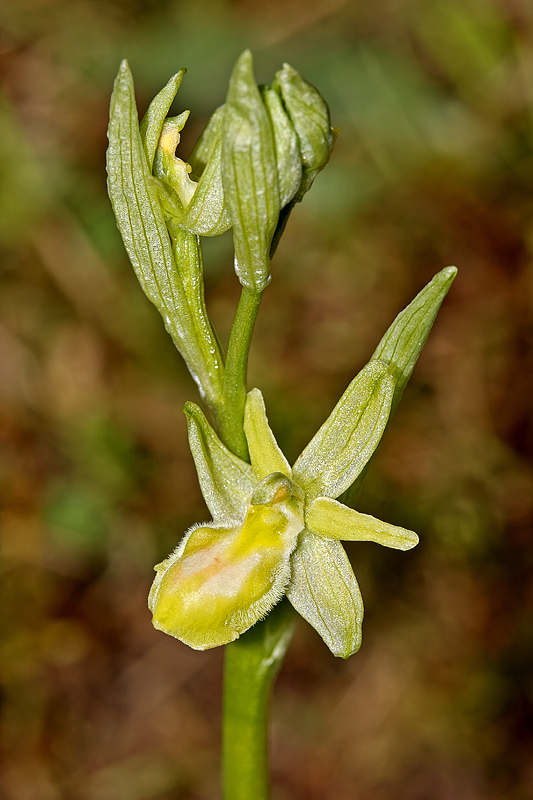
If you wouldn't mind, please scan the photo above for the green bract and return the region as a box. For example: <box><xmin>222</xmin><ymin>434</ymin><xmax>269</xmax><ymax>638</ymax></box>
<box><xmin>106</xmin><ymin>61</ymin><xmax>225</xmax><ymax>414</ymax></box>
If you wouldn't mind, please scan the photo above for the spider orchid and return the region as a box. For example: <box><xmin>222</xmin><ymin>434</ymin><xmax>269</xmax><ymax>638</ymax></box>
<box><xmin>149</xmin><ymin>359</ymin><xmax>417</xmax><ymax>658</ymax></box>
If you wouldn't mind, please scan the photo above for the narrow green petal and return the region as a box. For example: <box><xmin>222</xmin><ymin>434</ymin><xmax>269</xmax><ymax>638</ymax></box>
<box><xmin>286</xmin><ymin>531</ymin><xmax>363</xmax><ymax>658</ymax></box>
<box><xmin>244</xmin><ymin>388</ymin><xmax>292</xmax><ymax>480</ymax></box>
<box><xmin>293</xmin><ymin>360</ymin><xmax>395</xmax><ymax>501</ymax></box>
<box><xmin>149</xmin><ymin>483</ymin><xmax>303</xmax><ymax>650</ymax></box>
<box><xmin>139</xmin><ymin>69</ymin><xmax>186</xmax><ymax>169</ymax></box>
<box><xmin>372</xmin><ymin>266</ymin><xmax>457</xmax><ymax>414</ymax></box>
<box><xmin>184</xmin><ymin>401</ymin><xmax>256</xmax><ymax>521</ymax></box>
<box><xmin>306</xmin><ymin>497</ymin><xmax>419</xmax><ymax>550</ymax></box>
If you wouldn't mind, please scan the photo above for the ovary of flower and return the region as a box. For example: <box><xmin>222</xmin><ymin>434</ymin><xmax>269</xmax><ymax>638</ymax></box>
<box><xmin>149</xmin><ymin>360</ymin><xmax>419</xmax><ymax>657</ymax></box>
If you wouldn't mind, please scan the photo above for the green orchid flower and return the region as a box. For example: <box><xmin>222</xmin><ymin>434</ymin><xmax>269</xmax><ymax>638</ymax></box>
<box><xmin>149</xmin><ymin>358</ymin><xmax>417</xmax><ymax>658</ymax></box>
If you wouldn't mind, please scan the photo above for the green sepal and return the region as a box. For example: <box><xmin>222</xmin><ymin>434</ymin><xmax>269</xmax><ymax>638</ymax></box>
<box><xmin>273</xmin><ymin>63</ymin><xmax>335</xmax><ymax>199</ymax></box>
<box><xmin>222</xmin><ymin>50</ymin><xmax>280</xmax><ymax>292</ymax></box>
<box><xmin>244</xmin><ymin>388</ymin><xmax>292</xmax><ymax>480</ymax></box>
<box><xmin>184</xmin><ymin>401</ymin><xmax>255</xmax><ymax>522</ymax></box>
<box><xmin>286</xmin><ymin>530</ymin><xmax>363</xmax><ymax>658</ymax></box>
<box><xmin>106</xmin><ymin>60</ymin><xmax>224</xmax><ymax>411</ymax></box>
<box><xmin>261</xmin><ymin>86</ymin><xmax>302</xmax><ymax>208</ymax></box>
<box><xmin>139</xmin><ymin>69</ymin><xmax>186</xmax><ymax>168</ymax></box>
<box><xmin>150</xmin><ymin>174</ymin><xmax>186</xmax><ymax>219</ymax></box>
<box><xmin>306</xmin><ymin>496</ymin><xmax>419</xmax><ymax>550</ymax></box>
<box><xmin>372</xmin><ymin>266</ymin><xmax>458</xmax><ymax>414</ymax></box>
<box><xmin>341</xmin><ymin>266</ymin><xmax>458</xmax><ymax>507</ymax></box>
<box><xmin>293</xmin><ymin>360</ymin><xmax>395</xmax><ymax>501</ymax></box>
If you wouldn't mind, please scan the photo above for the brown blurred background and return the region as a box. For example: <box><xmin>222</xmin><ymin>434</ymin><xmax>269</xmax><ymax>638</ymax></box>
<box><xmin>1</xmin><ymin>0</ymin><xmax>533</xmax><ymax>798</ymax></box>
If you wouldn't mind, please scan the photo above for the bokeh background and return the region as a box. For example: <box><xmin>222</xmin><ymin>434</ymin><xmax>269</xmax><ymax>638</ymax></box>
<box><xmin>1</xmin><ymin>0</ymin><xmax>533</xmax><ymax>797</ymax></box>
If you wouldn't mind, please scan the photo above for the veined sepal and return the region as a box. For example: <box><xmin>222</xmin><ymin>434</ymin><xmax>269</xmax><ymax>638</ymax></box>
<box><xmin>260</xmin><ymin>86</ymin><xmax>302</xmax><ymax>208</ymax></box>
<box><xmin>372</xmin><ymin>266</ymin><xmax>458</xmax><ymax>414</ymax></box>
<box><xmin>184</xmin><ymin>401</ymin><xmax>256</xmax><ymax>521</ymax></box>
<box><xmin>341</xmin><ymin>266</ymin><xmax>458</xmax><ymax>506</ymax></box>
<box><xmin>185</xmin><ymin>105</ymin><xmax>231</xmax><ymax>236</ymax></box>
<box><xmin>286</xmin><ymin>530</ymin><xmax>364</xmax><ymax>658</ymax></box>
<box><xmin>293</xmin><ymin>360</ymin><xmax>395</xmax><ymax>501</ymax></box>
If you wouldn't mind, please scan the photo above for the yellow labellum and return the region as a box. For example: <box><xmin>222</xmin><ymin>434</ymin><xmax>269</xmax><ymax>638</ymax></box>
<box><xmin>149</xmin><ymin>475</ymin><xmax>304</xmax><ymax>650</ymax></box>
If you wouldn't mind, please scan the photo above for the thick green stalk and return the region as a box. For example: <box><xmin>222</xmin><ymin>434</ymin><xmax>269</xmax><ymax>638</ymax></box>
<box><xmin>222</xmin><ymin>600</ymin><xmax>296</xmax><ymax>800</ymax></box>
<box><xmin>220</xmin><ymin>285</ymin><xmax>262</xmax><ymax>460</ymax></box>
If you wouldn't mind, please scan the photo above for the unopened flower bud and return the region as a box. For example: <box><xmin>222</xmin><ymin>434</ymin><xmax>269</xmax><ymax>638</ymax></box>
<box><xmin>222</xmin><ymin>50</ymin><xmax>280</xmax><ymax>292</ymax></box>
<box><xmin>273</xmin><ymin>63</ymin><xmax>337</xmax><ymax>199</ymax></box>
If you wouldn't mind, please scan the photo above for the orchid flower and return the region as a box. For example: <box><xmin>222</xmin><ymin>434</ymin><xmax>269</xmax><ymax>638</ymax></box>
<box><xmin>149</xmin><ymin>359</ymin><xmax>418</xmax><ymax>658</ymax></box>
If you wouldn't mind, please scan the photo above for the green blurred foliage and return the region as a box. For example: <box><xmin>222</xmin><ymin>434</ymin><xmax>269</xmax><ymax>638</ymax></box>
<box><xmin>1</xmin><ymin>0</ymin><xmax>533</xmax><ymax>798</ymax></box>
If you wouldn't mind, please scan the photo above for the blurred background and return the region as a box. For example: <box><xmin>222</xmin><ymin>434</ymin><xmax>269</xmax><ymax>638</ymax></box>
<box><xmin>1</xmin><ymin>0</ymin><xmax>533</xmax><ymax>797</ymax></box>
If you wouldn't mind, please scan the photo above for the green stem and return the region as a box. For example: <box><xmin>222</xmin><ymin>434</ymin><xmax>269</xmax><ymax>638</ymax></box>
<box><xmin>220</xmin><ymin>285</ymin><xmax>262</xmax><ymax>460</ymax></box>
<box><xmin>220</xmin><ymin>280</ymin><xmax>291</xmax><ymax>800</ymax></box>
<box><xmin>222</xmin><ymin>601</ymin><xmax>296</xmax><ymax>800</ymax></box>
